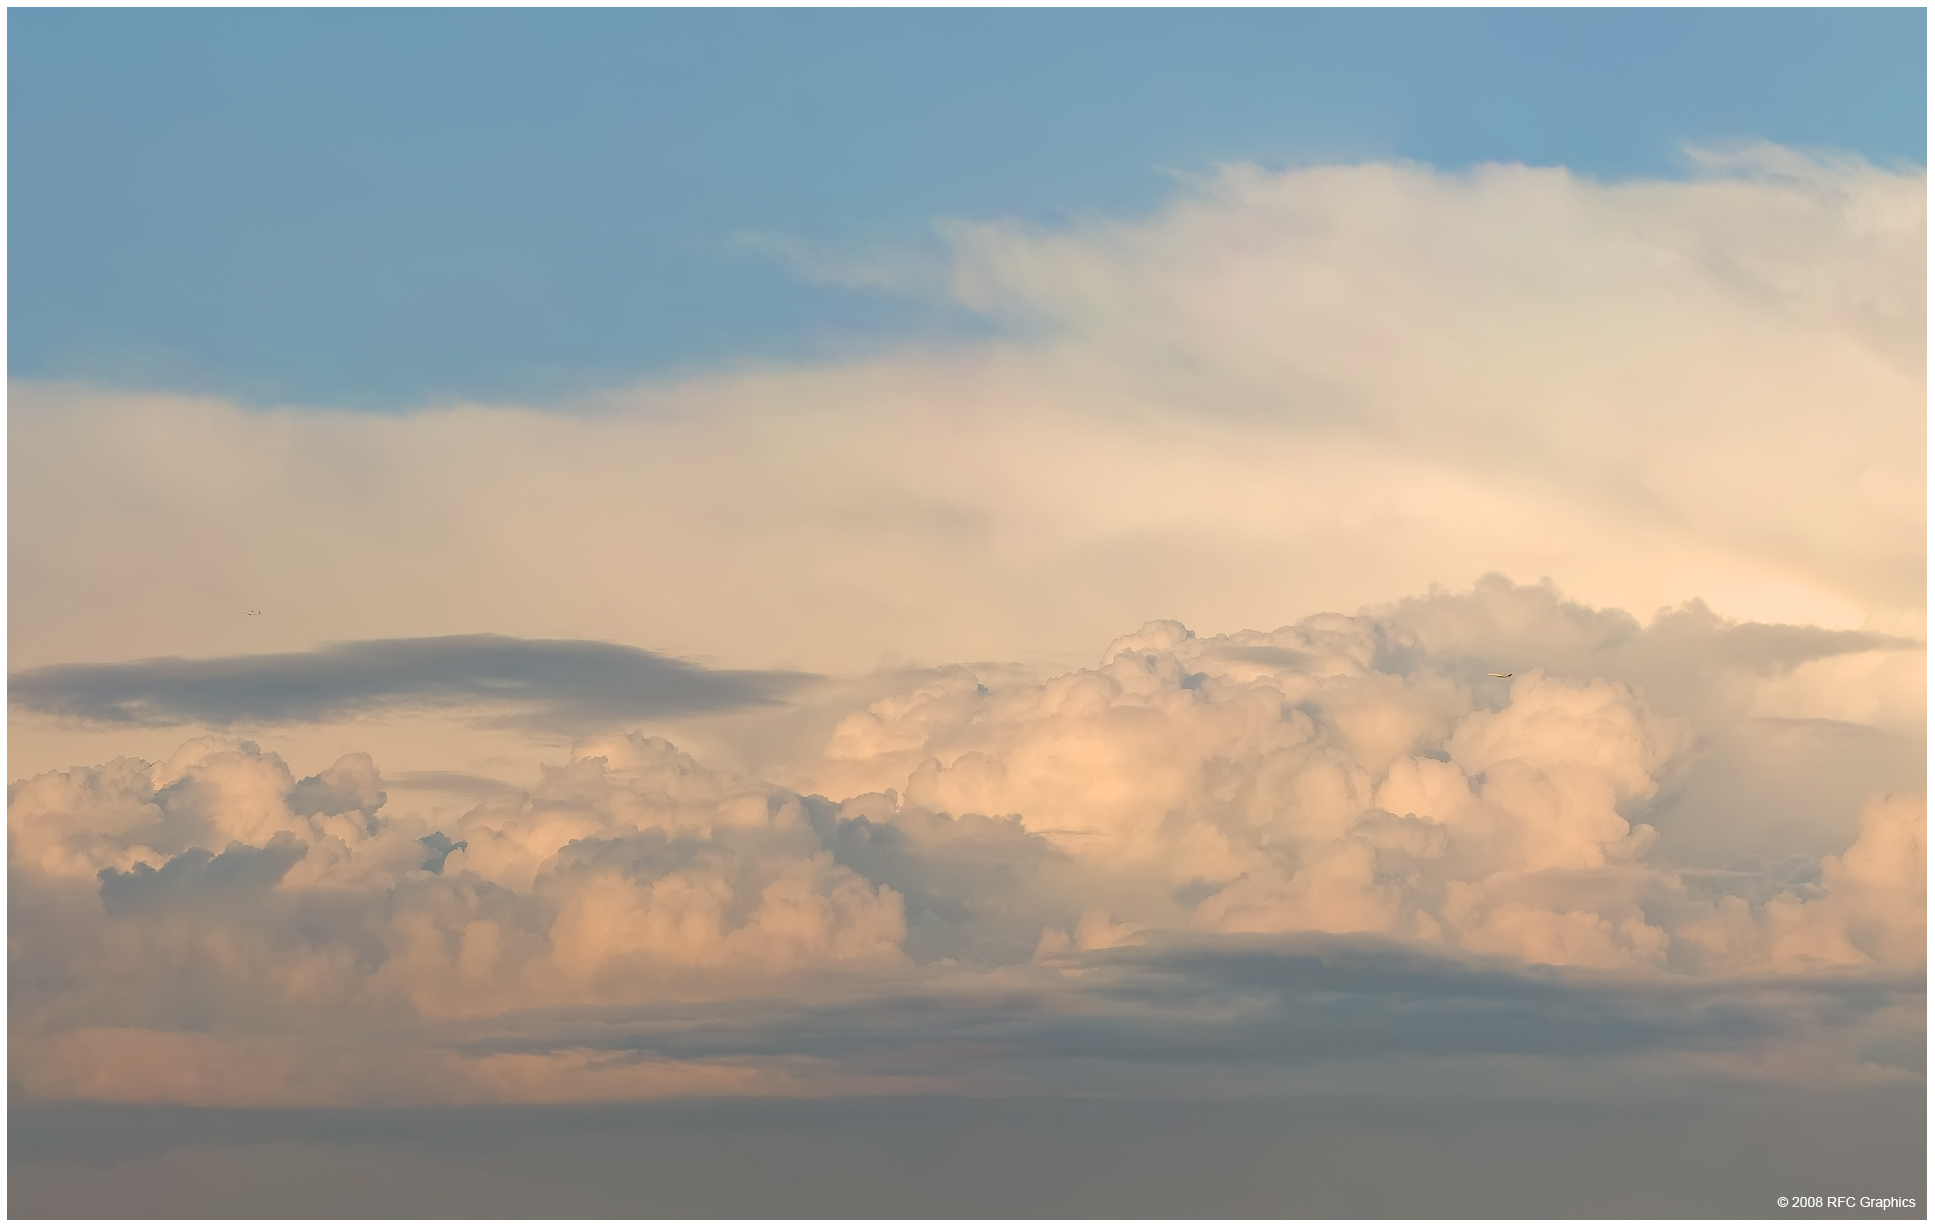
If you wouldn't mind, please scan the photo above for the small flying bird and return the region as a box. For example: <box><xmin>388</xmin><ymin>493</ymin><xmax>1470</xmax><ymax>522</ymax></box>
<box><xmin>244</xmin><ymin>609</ymin><xmax>262</xmax><ymax>616</ymax></box>
<box><xmin>1488</xmin><ymin>672</ymin><xmax>1512</xmax><ymax>678</ymax></box>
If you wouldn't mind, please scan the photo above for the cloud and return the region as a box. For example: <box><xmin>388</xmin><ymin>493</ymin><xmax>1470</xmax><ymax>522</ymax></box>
<box><xmin>8</xmin><ymin>586</ymin><xmax>1922</xmax><ymax>1107</ymax></box>
<box><xmin>9</xmin><ymin>148</ymin><xmax>1921</xmax><ymax>688</ymax></box>
<box><xmin>9</xmin><ymin>929</ymin><xmax>1919</xmax><ymax>1108</ymax></box>
<box><xmin>5</xmin><ymin>147</ymin><xmax>1922</xmax><ymax>1115</ymax></box>
<box><xmin>385</xmin><ymin>771</ymin><xmax>520</xmax><ymax>798</ymax></box>
<box><xmin>730</xmin><ymin>230</ymin><xmax>951</xmax><ymax>296</ymax></box>
<box><xmin>1678</xmin><ymin>792</ymin><xmax>1928</xmax><ymax>974</ymax></box>
<box><xmin>781</xmin><ymin>590</ymin><xmax>1920</xmax><ymax>975</ymax></box>
<box><xmin>97</xmin><ymin>832</ymin><xmax>309</xmax><ymax>918</ymax></box>
<box><xmin>440</xmin><ymin>933</ymin><xmax>1914</xmax><ymax>1078</ymax></box>
<box><xmin>9</xmin><ymin>635</ymin><xmax>809</xmax><ymax>733</ymax></box>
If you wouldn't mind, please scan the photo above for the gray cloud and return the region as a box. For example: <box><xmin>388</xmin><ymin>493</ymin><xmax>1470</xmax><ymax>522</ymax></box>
<box><xmin>1377</xmin><ymin>574</ymin><xmax>1920</xmax><ymax>704</ymax></box>
<box><xmin>384</xmin><ymin>771</ymin><xmax>518</xmax><ymax>798</ymax></box>
<box><xmin>443</xmin><ymin>932</ymin><xmax>1919</xmax><ymax>1080</ymax></box>
<box><xmin>97</xmin><ymin>834</ymin><xmax>310</xmax><ymax>918</ymax></box>
<box><xmin>9</xmin><ymin>635</ymin><xmax>810</xmax><ymax>732</ymax></box>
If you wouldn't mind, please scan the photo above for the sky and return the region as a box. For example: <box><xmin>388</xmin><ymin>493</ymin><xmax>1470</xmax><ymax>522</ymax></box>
<box><xmin>10</xmin><ymin>8</ymin><xmax>1926</xmax><ymax>406</ymax></box>
<box><xmin>7</xmin><ymin>9</ymin><xmax>1928</xmax><ymax>1219</ymax></box>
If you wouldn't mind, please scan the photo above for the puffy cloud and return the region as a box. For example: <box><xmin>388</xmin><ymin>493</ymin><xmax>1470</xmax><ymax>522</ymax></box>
<box><xmin>9</xmin><ymin>584</ymin><xmax>1921</xmax><ymax>1106</ymax></box>
<box><xmin>10</xmin><ymin>734</ymin><xmax>917</xmax><ymax>1029</ymax></box>
<box><xmin>1678</xmin><ymin>792</ymin><xmax>1927</xmax><ymax>973</ymax></box>
<box><xmin>783</xmin><ymin>587</ymin><xmax>1915</xmax><ymax>976</ymax></box>
<box><xmin>9</xmin><ymin>737</ymin><xmax>401</xmax><ymax>883</ymax></box>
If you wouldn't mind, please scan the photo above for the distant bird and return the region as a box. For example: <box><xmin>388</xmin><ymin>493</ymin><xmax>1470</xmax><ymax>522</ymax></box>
<box><xmin>1488</xmin><ymin>672</ymin><xmax>1512</xmax><ymax>678</ymax></box>
<box><xmin>244</xmin><ymin>610</ymin><xmax>262</xmax><ymax>616</ymax></box>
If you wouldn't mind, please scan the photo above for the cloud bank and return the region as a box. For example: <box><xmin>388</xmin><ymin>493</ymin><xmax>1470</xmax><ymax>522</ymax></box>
<box><xmin>10</xmin><ymin>581</ymin><xmax>1922</xmax><ymax>1108</ymax></box>
<box><xmin>6</xmin><ymin>147</ymin><xmax>1922</xmax><ymax>1172</ymax></box>
<box><xmin>9</xmin><ymin>146</ymin><xmax>1922</xmax><ymax>684</ymax></box>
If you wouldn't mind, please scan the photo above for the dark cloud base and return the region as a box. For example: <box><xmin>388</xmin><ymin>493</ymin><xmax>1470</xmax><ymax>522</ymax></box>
<box><xmin>434</xmin><ymin>937</ymin><xmax>1923</xmax><ymax>1077</ymax></box>
<box><xmin>8</xmin><ymin>634</ymin><xmax>810</xmax><ymax>732</ymax></box>
<box><xmin>11</xmin><ymin>1087</ymin><xmax>1925</xmax><ymax>1218</ymax></box>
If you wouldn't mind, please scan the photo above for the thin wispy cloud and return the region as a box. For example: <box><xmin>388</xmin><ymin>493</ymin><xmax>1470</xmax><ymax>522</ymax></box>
<box><xmin>12</xmin><ymin>149</ymin><xmax>1920</xmax><ymax>687</ymax></box>
<box><xmin>730</xmin><ymin>230</ymin><xmax>952</xmax><ymax>297</ymax></box>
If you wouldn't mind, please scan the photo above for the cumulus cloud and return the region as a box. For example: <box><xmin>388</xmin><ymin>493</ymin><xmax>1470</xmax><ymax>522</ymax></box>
<box><xmin>9</xmin><ymin>583</ymin><xmax>1922</xmax><ymax>1107</ymax></box>
<box><xmin>1678</xmin><ymin>793</ymin><xmax>1927</xmax><ymax>974</ymax></box>
<box><xmin>6</xmin><ymin>147</ymin><xmax>1921</xmax><ymax>1113</ymax></box>
<box><xmin>781</xmin><ymin>585</ymin><xmax>1919</xmax><ymax>976</ymax></box>
<box><xmin>10</xmin><ymin>635</ymin><xmax>807</xmax><ymax>732</ymax></box>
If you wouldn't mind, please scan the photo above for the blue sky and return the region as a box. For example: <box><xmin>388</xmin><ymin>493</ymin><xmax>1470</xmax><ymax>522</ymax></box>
<box><xmin>9</xmin><ymin>7</ymin><xmax>1926</xmax><ymax>408</ymax></box>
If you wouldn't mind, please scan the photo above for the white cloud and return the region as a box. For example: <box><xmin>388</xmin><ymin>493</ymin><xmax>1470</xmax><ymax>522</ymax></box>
<box><xmin>1678</xmin><ymin>791</ymin><xmax>1927</xmax><ymax>974</ymax></box>
<box><xmin>9</xmin><ymin>584</ymin><xmax>1922</xmax><ymax>1105</ymax></box>
<box><xmin>8</xmin><ymin>148</ymin><xmax>1921</xmax><ymax>698</ymax></box>
<box><xmin>7</xmin><ymin>145</ymin><xmax>1921</xmax><ymax>1109</ymax></box>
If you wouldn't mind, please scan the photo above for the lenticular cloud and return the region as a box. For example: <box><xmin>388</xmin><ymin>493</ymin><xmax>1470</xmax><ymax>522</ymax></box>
<box><xmin>9</xmin><ymin>581</ymin><xmax>1922</xmax><ymax>1105</ymax></box>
